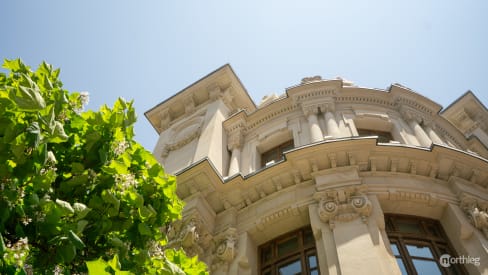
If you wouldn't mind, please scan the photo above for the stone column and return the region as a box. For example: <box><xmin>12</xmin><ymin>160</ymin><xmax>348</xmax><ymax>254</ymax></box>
<box><xmin>402</xmin><ymin>109</ymin><xmax>432</xmax><ymax>147</ymax></box>
<box><xmin>304</xmin><ymin>106</ymin><xmax>324</xmax><ymax>143</ymax></box>
<box><xmin>324</xmin><ymin>110</ymin><xmax>340</xmax><ymax>138</ymax></box>
<box><xmin>423</xmin><ymin>122</ymin><xmax>445</xmax><ymax>145</ymax></box>
<box><xmin>409</xmin><ymin>119</ymin><xmax>432</xmax><ymax>147</ymax></box>
<box><xmin>228</xmin><ymin>137</ymin><xmax>242</xmax><ymax>176</ymax></box>
<box><xmin>390</xmin><ymin>118</ymin><xmax>407</xmax><ymax>143</ymax></box>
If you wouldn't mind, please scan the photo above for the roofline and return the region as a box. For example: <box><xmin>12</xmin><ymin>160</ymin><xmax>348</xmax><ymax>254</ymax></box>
<box><xmin>441</xmin><ymin>90</ymin><xmax>488</xmax><ymax>114</ymax></box>
<box><xmin>144</xmin><ymin>64</ymin><xmax>256</xmax><ymax>118</ymax></box>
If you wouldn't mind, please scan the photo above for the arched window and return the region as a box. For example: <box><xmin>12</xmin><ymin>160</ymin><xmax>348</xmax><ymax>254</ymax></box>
<box><xmin>385</xmin><ymin>214</ymin><xmax>467</xmax><ymax>275</ymax></box>
<box><xmin>259</xmin><ymin>227</ymin><xmax>319</xmax><ymax>275</ymax></box>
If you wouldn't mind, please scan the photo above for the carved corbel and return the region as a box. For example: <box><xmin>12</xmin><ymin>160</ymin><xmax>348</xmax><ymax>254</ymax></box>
<box><xmin>184</xmin><ymin>95</ymin><xmax>196</xmax><ymax>114</ymax></box>
<box><xmin>208</xmin><ymin>84</ymin><xmax>222</xmax><ymax>101</ymax></box>
<box><xmin>314</xmin><ymin>188</ymin><xmax>372</xmax><ymax>229</ymax></box>
<box><xmin>460</xmin><ymin>195</ymin><xmax>488</xmax><ymax>238</ymax></box>
<box><xmin>211</xmin><ymin>228</ymin><xmax>238</xmax><ymax>272</ymax></box>
<box><xmin>159</xmin><ymin>109</ymin><xmax>171</xmax><ymax>131</ymax></box>
<box><xmin>166</xmin><ymin>216</ymin><xmax>210</xmax><ymax>257</ymax></box>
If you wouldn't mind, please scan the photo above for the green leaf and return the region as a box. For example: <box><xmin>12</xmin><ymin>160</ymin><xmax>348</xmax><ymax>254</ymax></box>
<box><xmin>77</xmin><ymin>220</ymin><xmax>89</xmax><ymax>233</ymax></box>
<box><xmin>109</xmin><ymin>254</ymin><xmax>122</xmax><ymax>271</ymax></box>
<box><xmin>137</xmin><ymin>223</ymin><xmax>152</xmax><ymax>236</ymax></box>
<box><xmin>68</xmin><ymin>230</ymin><xmax>85</xmax><ymax>249</ymax></box>
<box><xmin>48</xmin><ymin>121</ymin><xmax>69</xmax><ymax>143</ymax></box>
<box><xmin>10</xmin><ymin>74</ymin><xmax>46</xmax><ymax>111</ymax></box>
<box><xmin>0</xmin><ymin>232</ymin><xmax>6</xmax><ymax>254</ymax></box>
<box><xmin>86</xmin><ymin>258</ymin><xmax>111</xmax><ymax>275</ymax></box>
<box><xmin>58</xmin><ymin>243</ymin><xmax>76</xmax><ymax>263</ymax></box>
<box><xmin>55</xmin><ymin>199</ymin><xmax>75</xmax><ymax>215</ymax></box>
<box><xmin>2</xmin><ymin>58</ymin><xmax>26</xmax><ymax>72</ymax></box>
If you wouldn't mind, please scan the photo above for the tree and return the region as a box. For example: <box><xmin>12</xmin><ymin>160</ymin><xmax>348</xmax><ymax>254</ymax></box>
<box><xmin>0</xmin><ymin>59</ymin><xmax>208</xmax><ymax>274</ymax></box>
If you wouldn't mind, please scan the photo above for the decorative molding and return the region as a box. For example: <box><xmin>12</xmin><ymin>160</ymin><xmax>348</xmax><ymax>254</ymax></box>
<box><xmin>211</xmin><ymin>227</ymin><xmax>238</xmax><ymax>272</ymax></box>
<box><xmin>166</xmin><ymin>217</ymin><xmax>205</xmax><ymax>257</ymax></box>
<box><xmin>313</xmin><ymin>188</ymin><xmax>372</xmax><ymax>229</ymax></box>
<box><xmin>161</xmin><ymin>115</ymin><xmax>204</xmax><ymax>157</ymax></box>
<box><xmin>255</xmin><ymin>205</ymin><xmax>300</xmax><ymax>231</ymax></box>
<box><xmin>460</xmin><ymin>195</ymin><xmax>488</xmax><ymax>238</ymax></box>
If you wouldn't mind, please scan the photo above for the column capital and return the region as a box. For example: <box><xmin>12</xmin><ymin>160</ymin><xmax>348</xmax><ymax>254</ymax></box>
<box><xmin>302</xmin><ymin>105</ymin><xmax>320</xmax><ymax>116</ymax></box>
<box><xmin>313</xmin><ymin>187</ymin><xmax>372</xmax><ymax>229</ymax></box>
<box><xmin>227</xmin><ymin>132</ymin><xmax>243</xmax><ymax>151</ymax></box>
<box><xmin>400</xmin><ymin>107</ymin><xmax>424</xmax><ymax>123</ymax></box>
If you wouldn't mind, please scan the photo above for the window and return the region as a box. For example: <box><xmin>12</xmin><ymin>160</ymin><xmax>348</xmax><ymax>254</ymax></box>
<box><xmin>261</xmin><ymin>140</ymin><xmax>294</xmax><ymax>167</ymax></box>
<box><xmin>357</xmin><ymin>128</ymin><xmax>393</xmax><ymax>143</ymax></box>
<box><xmin>259</xmin><ymin>227</ymin><xmax>319</xmax><ymax>275</ymax></box>
<box><xmin>386</xmin><ymin>215</ymin><xmax>467</xmax><ymax>275</ymax></box>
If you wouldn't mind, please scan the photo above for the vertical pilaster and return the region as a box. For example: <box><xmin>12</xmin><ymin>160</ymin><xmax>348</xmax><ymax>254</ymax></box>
<box><xmin>312</xmin><ymin>189</ymin><xmax>401</xmax><ymax>275</ymax></box>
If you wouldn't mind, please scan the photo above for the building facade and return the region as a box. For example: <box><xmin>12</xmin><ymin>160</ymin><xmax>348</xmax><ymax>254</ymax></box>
<box><xmin>145</xmin><ymin>65</ymin><xmax>488</xmax><ymax>275</ymax></box>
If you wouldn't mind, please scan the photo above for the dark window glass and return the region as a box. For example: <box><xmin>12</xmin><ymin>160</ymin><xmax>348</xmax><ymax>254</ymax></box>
<box><xmin>406</xmin><ymin>245</ymin><xmax>434</xmax><ymax>258</ymax></box>
<box><xmin>261</xmin><ymin>140</ymin><xmax>294</xmax><ymax>167</ymax></box>
<box><xmin>277</xmin><ymin>236</ymin><xmax>298</xmax><ymax>257</ymax></box>
<box><xmin>412</xmin><ymin>259</ymin><xmax>442</xmax><ymax>275</ymax></box>
<box><xmin>259</xmin><ymin>227</ymin><xmax>319</xmax><ymax>274</ymax></box>
<box><xmin>278</xmin><ymin>259</ymin><xmax>302</xmax><ymax>275</ymax></box>
<box><xmin>357</xmin><ymin>128</ymin><xmax>393</xmax><ymax>143</ymax></box>
<box><xmin>385</xmin><ymin>215</ymin><xmax>467</xmax><ymax>275</ymax></box>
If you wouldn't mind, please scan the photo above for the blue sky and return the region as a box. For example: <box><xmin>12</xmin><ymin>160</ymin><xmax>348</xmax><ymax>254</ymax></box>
<box><xmin>2</xmin><ymin>1</ymin><xmax>487</xmax><ymax>151</ymax></box>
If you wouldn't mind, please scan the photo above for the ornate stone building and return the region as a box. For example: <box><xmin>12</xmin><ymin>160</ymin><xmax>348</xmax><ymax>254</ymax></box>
<box><xmin>145</xmin><ymin>65</ymin><xmax>488</xmax><ymax>274</ymax></box>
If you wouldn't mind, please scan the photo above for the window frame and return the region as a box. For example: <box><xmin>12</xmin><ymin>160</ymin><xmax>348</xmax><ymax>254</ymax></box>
<box><xmin>385</xmin><ymin>214</ymin><xmax>467</xmax><ymax>275</ymax></box>
<box><xmin>357</xmin><ymin>128</ymin><xmax>393</xmax><ymax>143</ymax></box>
<box><xmin>258</xmin><ymin>226</ymin><xmax>319</xmax><ymax>275</ymax></box>
<box><xmin>260</xmin><ymin>139</ymin><xmax>294</xmax><ymax>167</ymax></box>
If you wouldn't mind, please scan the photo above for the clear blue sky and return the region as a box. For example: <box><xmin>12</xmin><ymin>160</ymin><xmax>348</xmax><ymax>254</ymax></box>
<box><xmin>2</xmin><ymin>1</ymin><xmax>487</xmax><ymax>150</ymax></box>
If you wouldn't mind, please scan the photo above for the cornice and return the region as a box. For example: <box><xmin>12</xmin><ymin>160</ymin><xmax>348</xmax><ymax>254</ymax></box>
<box><xmin>175</xmin><ymin>138</ymin><xmax>488</xmax><ymax>215</ymax></box>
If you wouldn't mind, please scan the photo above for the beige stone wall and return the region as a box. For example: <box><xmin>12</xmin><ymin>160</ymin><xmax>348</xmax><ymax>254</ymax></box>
<box><xmin>147</xmin><ymin>67</ymin><xmax>488</xmax><ymax>274</ymax></box>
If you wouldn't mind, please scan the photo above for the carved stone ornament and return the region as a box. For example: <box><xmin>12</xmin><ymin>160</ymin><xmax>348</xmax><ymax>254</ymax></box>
<box><xmin>301</xmin><ymin>75</ymin><xmax>322</xmax><ymax>84</ymax></box>
<box><xmin>161</xmin><ymin>116</ymin><xmax>204</xmax><ymax>158</ymax></box>
<box><xmin>460</xmin><ymin>196</ymin><xmax>488</xmax><ymax>238</ymax></box>
<box><xmin>211</xmin><ymin>227</ymin><xmax>238</xmax><ymax>272</ymax></box>
<box><xmin>314</xmin><ymin>188</ymin><xmax>372</xmax><ymax>229</ymax></box>
<box><xmin>166</xmin><ymin>216</ymin><xmax>211</xmax><ymax>257</ymax></box>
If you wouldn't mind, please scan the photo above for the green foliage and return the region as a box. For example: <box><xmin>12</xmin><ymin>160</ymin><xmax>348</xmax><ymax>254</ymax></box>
<box><xmin>0</xmin><ymin>59</ymin><xmax>208</xmax><ymax>274</ymax></box>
